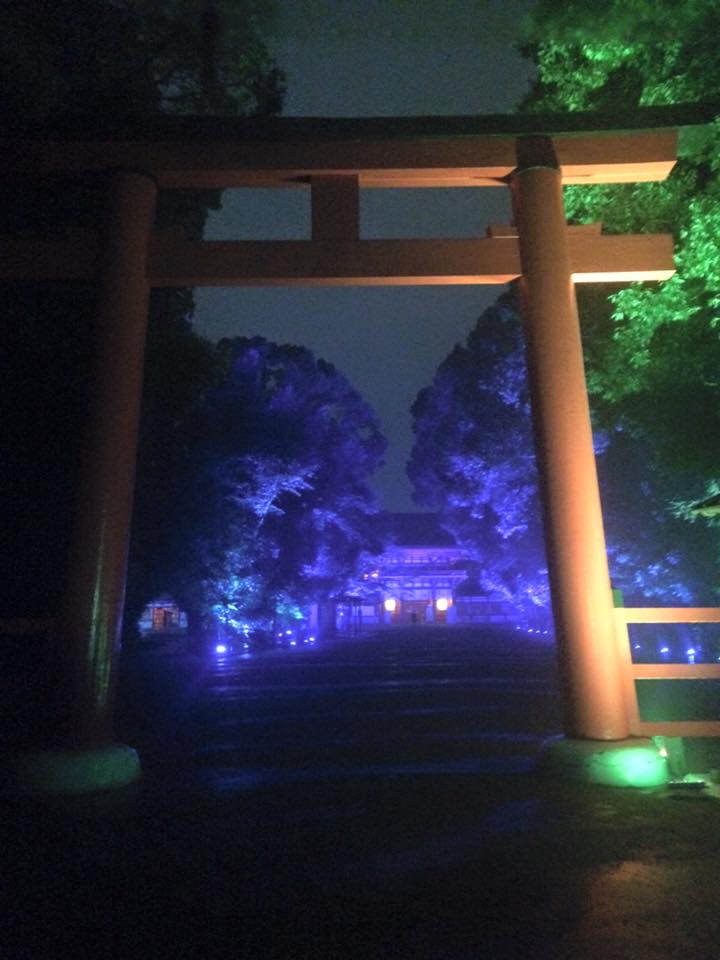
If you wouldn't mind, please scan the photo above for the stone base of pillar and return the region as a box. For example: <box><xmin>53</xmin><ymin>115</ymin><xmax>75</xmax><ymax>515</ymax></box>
<box><xmin>538</xmin><ymin>735</ymin><xmax>669</xmax><ymax>788</ymax></box>
<box><xmin>10</xmin><ymin>744</ymin><xmax>140</xmax><ymax>796</ymax></box>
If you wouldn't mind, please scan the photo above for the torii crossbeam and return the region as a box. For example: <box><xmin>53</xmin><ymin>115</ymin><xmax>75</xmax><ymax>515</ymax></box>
<box><xmin>2</xmin><ymin>115</ymin><xmax>679</xmax><ymax>792</ymax></box>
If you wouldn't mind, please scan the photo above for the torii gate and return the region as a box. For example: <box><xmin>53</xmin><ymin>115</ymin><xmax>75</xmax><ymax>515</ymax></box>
<box><xmin>3</xmin><ymin>115</ymin><xmax>678</xmax><ymax>792</ymax></box>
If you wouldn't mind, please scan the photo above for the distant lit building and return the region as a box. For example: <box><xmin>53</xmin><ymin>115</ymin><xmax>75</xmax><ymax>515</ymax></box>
<box><xmin>137</xmin><ymin>595</ymin><xmax>188</xmax><ymax>637</ymax></box>
<box><xmin>347</xmin><ymin>513</ymin><xmax>517</xmax><ymax>629</ymax></box>
<box><xmin>369</xmin><ymin>514</ymin><xmax>469</xmax><ymax>624</ymax></box>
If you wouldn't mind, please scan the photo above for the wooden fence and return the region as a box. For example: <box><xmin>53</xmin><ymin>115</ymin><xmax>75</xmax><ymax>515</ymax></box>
<box><xmin>614</xmin><ymin>607</ymin><xmax>720</xmax><ymax>737</ymax></box>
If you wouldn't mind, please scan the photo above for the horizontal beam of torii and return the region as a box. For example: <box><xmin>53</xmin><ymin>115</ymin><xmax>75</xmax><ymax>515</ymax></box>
<box><xmin>2</xmin><ymin>123</ymin><xmax>678</xmax><ymax>285</ymax></box>
<box><xmin>0</xmin><ymin>225</ymin><xmax>674</xmax><ymax>286</ymax></box>
<box><xmin>3</xmin><ymin>128</ymin><xmax>677</xmax><ymax>188</ymax></box>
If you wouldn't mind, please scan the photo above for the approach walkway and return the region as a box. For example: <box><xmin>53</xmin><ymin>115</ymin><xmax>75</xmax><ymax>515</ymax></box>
<box><xmin>3</xmin><ymin>627</ymin><xmax>720</xmax><ymax>959</ymax></box>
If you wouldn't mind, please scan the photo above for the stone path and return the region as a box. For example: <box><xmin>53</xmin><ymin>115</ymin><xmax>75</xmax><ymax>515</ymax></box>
<box><xmin>3</xmin><ymin>627</ymin><xmax>719</xmax><ymax>959</ymax></box>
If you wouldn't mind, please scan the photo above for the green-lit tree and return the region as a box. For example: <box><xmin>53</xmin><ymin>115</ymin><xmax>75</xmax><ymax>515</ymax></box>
<box><xmin>518</xmin><ymin>0</ymin><xmax>720</xmax><ymax>498</ymax></box>
<box><xmin>407</xmin><ymin>5</ymin><xmax>720</xmax><ymax>612</ymax></box>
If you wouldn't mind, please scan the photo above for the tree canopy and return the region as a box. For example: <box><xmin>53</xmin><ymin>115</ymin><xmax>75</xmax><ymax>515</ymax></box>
<box><xmin>408</xmin><ymin>291</ymin><xmax>549</xmax><ymax>618</ymax></box>
<box><xmin>139</xmin><ymin>337</ymin><xmax>387</xmax><ymax>638</ymax></box>
<box><xmin>0</xmin><ymin>0</ymin><xmax>284</xmax><ymax>128</ymax></box>
<box><xmin>519</xmin><ymin>0</ymin><xmax>720</xmax><ymax>492</ymax></box>
<box><xmin>408</xmin><ymin>290</ymin><xmax>717</xmax><ymax>612</ymax></box>
<box><xmin>2</xmin><ymin>1</ymin><xmax>389</xmax><ymax>643</ymax></box>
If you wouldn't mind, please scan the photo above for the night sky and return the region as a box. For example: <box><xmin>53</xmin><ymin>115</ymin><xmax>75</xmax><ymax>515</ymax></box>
<box><xmin>193</xmin><ymin>0</ymin><xmax>537</xmax><ymax>509</ymax></box>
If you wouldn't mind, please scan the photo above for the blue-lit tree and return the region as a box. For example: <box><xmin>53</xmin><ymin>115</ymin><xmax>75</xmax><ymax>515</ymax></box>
<box><xmin>409</xmin><ymin>288</ymin><xmax>717</xmax><ymax>616</ymax></box>
<box><xmin>409</xmin><ymin>290</ymin><xmax>550</xmax><ymax>620</ymax></box>
<box><xmin>184</xmin><ymin>337</ymin><xmax>387</xmax><ymax>636</ymax></box>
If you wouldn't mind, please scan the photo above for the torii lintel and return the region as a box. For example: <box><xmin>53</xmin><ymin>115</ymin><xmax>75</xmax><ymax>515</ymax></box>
<box><xmin>4</xmin><ymin>126</ymin><xmax>677</xmax><ymax>189</ymax></box>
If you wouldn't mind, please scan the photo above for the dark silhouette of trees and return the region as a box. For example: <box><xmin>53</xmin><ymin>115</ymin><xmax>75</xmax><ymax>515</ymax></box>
<box><xmin>122</xmin><ymin>311</ymin><xmax>223</xmax><ymax>639</ymax></box>
<box><xmin>2</xmin><ymin>3</ymin><xmax>385</xmax><ymax>641</ymax></box>
<box><xmin>0</xmin><ymin>0</ymin><xmax>285</xmax><ymax>127</ymax></box>
<box><xmin>1</xmin><ymin>0</ymin><xmax>284</xmax><ymax>621</ymax></box>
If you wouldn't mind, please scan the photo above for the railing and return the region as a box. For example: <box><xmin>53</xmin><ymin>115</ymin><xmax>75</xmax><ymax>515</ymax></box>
<box><xmin>614</xmin><ymin>607</ymin><xmax>720</xmax><ymax>737</ymax></box>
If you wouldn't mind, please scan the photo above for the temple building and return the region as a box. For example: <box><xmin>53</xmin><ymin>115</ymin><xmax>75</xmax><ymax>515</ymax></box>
<box><xmin>370</xmin><ymin>514</ymin><xmax>470</xmax><ymax>625</ymax></box>
<box><xmin>137</xmin><ymin>595</ymin><xmax>188</xmax><ymax>638</ymax></box>
<box><xmin>337</xmin><ymin>513</ymin><xmax>516</xmax><ymax>630</ymax></box>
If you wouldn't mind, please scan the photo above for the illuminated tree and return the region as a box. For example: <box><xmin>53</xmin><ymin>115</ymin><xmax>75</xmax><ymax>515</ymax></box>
<box><xmin>409</xmin><ymin>291</ymin><xmax>550</xmax><ymax>617</ymax></box>
<box><xmin>180</xmin><ymin>338</ymin><xmax>387</xmax><ymax>634</ymax></box>
<box><xmin>409</xmin><ymin>291</ymin><xmax>717</xmax><ymax>608</ymax></box>
<box><xmin>518</xmin><ymin>0</ymin><xmax>720</xmax><ymax>495</ymax></box>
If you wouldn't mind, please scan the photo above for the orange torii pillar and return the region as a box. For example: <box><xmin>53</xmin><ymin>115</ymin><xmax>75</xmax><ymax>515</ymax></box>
<box><xmin>511</xmin><ymin>136</ymin><xmax>629</xmax><ymax>742</ymax></box>
<box><xmin>16</xmin><ymin>170</ymin><xmax>157</xmax><ymax>794</ymax></box>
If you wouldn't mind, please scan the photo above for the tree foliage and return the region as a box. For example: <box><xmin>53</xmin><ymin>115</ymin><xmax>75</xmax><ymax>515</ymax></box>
<box><xmin>519</xmin><ymin>1</ymin><xmax>720</xmax><ymax>111</ymax></box>
<box><xmin>410</xmin><ymin>2</ymin><xmax>720</xmax><ymax>606</ymax></box>
<box><xmin>409</xmin><ymin>290</ymin><xmax>717</xmax><ymax>610</ymax></box>
<box><xmin>3</xmin><ymin>1</ymin><xmax>386</xmax><ymax>642</ymax></box>
<box><xmin>409</xmin><ymin>291</ymin><xmax>549</xmax><ymax>616</ymax></box>
<box><xmin>519</xmin><ymin>0</ymin><xmax>720</xmax><ymax>498</ymax></box>
<box><xmin>410</xmin><ymin>3</ymin><xmax>720</xmax><ymax>612</ymax></box>
<box><xmin>1</xmin><ymin>0</ymin><xmax>284</xmax><ymax>620</ymax></box>
<box><xmin>122</xmin><ymin>309</ymin><xmax>223</xmax><ymax>635</ymax></box>
<box><xmin>158</xmin><ymin>338</ymin><xmax>387</xmax><ymax>635</ymax></box>
<box><xmin>0</xmin><ymin>0</ymin><xmax>284</xmax><ymax>127</ymax></box>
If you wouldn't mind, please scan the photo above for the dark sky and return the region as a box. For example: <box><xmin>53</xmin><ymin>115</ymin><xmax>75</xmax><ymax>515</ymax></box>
<box><xmin>193</xmin><ymin>0</ymin><xmax>537</xmax><ymax>510</ymax></box>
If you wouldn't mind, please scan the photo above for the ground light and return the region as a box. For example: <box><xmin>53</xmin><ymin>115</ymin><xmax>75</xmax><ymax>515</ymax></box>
<box><xmin>540</xmin><ymin>736</ymin><xmax>669</xmax><ymax>788</ymax></box>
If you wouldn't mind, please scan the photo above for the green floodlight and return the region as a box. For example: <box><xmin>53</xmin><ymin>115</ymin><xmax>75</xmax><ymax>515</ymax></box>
<box><xmin>586</xmin><ymin>744</ymin><xmax>670</xmax><ymax>788</ymax></box>
<box><xmin>540</xmin><ymin>736</ymin><xmax>669</xmax><ymax>788</ymax></box>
